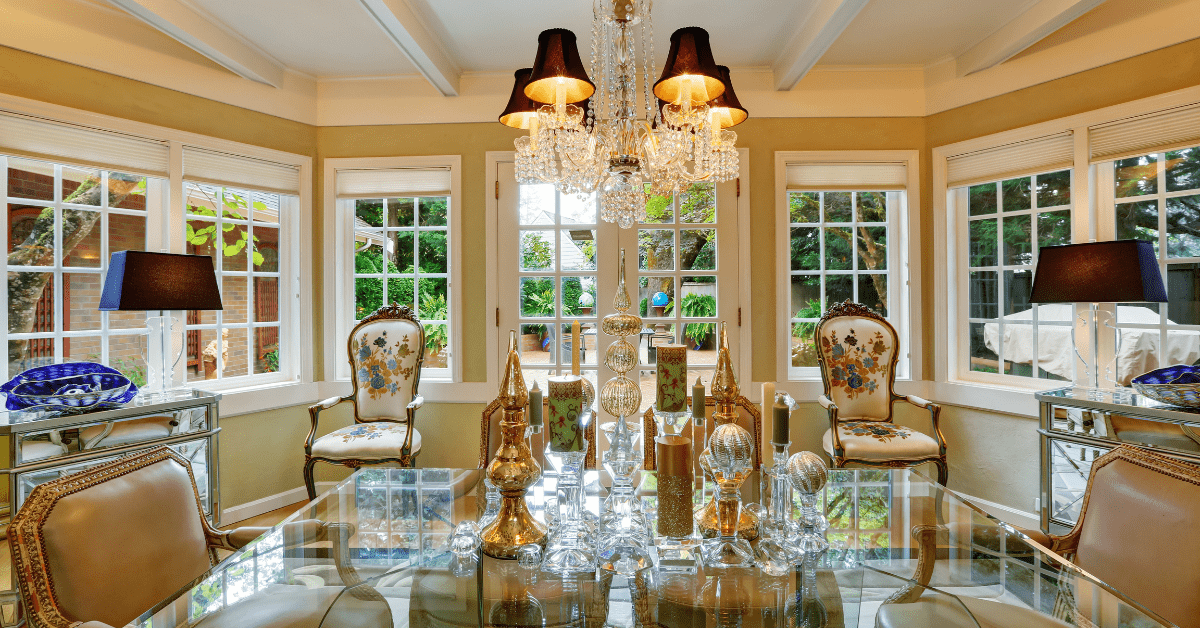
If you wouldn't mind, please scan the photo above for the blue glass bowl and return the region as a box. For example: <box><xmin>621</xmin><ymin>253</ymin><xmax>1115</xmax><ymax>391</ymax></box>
<box><xmin>1132</xmin><ymin>364</ymin><xmax>1200</xmax><ymax>408</ymax></box>
<box><xmin>0</xmin><ymin>362</ymin><xmax>138</xmax><ymax>414</ymax></box>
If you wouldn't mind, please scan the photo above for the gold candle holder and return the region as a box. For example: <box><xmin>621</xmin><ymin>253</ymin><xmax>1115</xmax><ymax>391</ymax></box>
<box><xmin>481</xmin><ymin>331</ymin><xmax>548</xmax><ymax>558</ymax></box>
<box><xmin>696</xmin><ymin>322</ymin><xmax>760</xmax><ymax>540</ymax></box>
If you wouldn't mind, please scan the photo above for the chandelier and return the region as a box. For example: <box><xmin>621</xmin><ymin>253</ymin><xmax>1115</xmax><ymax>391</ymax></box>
<box><xmin>498</xmin><ymin>0</ymin><xmax>747</xmax><ymax>228</ymax></box>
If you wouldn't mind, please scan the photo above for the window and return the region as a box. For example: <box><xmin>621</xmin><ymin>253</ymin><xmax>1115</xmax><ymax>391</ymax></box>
<box><xmin>1106</xmin><ymin>144</ymin><xmax>1200</xmax><ymax>383</ymax></box>
<box><xmin>331</xmin><ymin>159</ymin><xmax>460</xmax><ymax>382</ymax></box>
<box><xmin>3</xmin><ymin>155</ymin><xmax>159</xmax><ymax>385</ymax></box>
<box><xmin>497</xmin><ymin>161</ymin><xmax>740</xmax><ymax>414</ymax></box>
<box><xmin>960</xmin><ymin>170</ymin><xmax>1073</xmax><ymax>381</ymax></box>
<box><xmin>184</xmin><ymin>183</ymin><xmax>289</xmax><ymax>383</ymax></box>
<box><xmin>351</xmin><ymin>195</ymin><xmax>450</xmax><ymax>371</ymax></box>
<box><xmin>778</xmin><ymin>153</ymin><xmax>916</xmax><ymax>383</ymax></box>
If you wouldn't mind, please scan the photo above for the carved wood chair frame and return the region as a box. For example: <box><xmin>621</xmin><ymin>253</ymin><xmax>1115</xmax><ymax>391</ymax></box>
<box><xmin>305</xmin><ymin>304</ymin><xmax>426</xmax><ymax>499</ymax></box>
<box><xmin>814</xmin><ymin>300</ymin><xmax>948</xmax><ymax>485</ymax></box>
<box><xmin>642</xmin><ymin>395</ymin><xmax>763</xmax><ymax>470</ymax></box>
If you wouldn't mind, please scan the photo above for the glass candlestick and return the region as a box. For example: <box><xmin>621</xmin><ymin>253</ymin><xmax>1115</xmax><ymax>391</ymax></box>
<box><xmin>787</xmin><ymin>451</ymin><xmax>829</xmax><ymax>555</ymax></box>
<box><xmin>701</xmin><ymin>422</ymin><xmax>755</xmax><ymax>568</ymax></box>
<box><xmin>543</xmin><ymin>415</ymin><xmax>595</xmax><ymax>573</ymax></box>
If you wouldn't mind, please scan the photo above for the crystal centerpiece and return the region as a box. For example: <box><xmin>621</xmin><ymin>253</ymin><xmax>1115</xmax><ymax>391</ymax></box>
<box><xmin>787</xmin><ymin>451</ymin><xmax>830</xmax><ymax>555</ymax></box>
<box><xmin>597</xmin><ymin>248</ymin><xmax>652</xmax><ymax>575</ymax></box>
<box><xmin>701</xmin><ymin>421</ymin><xmax>755</xmax><ymax>568</ymax></box>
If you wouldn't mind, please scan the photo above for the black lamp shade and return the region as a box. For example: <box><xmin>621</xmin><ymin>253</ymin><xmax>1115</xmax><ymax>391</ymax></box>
<box><xmin>1029</xmin><ymin>240</ymin><xmax>1167</xmax><ymax>303</ymax></box>
<box><xmin>708</xmin><ymin>65</ymin><xmax>747</xmax><ymax>128</ymax></box>
<box><xmin>653</xmin><ymin>27</ymin><xmax>725</xmax><ymax>105</ymax></box>
<box><xmin>500</xmin><ymin>68</ymin><xmax>539</xmax><ymax>129</ymax></box>
<box><xmin>99</xmin><ymin>251</ymin><xmax>223</xmax><ymax>311</ymax></box>
<box><xmin>524</xmin><ymin>29</ymin><xmax>595</xmax><ymax>105</ymax></box>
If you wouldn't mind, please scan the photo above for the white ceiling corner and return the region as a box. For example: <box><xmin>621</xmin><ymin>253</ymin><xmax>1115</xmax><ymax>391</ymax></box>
<box><xmin>955</xmin><ymin>0</ymin><xmax>1109</xmax><ymax>76</ymax></box>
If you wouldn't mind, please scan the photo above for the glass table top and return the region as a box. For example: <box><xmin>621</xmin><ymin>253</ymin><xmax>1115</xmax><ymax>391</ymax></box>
<box><xmin>134</xmin><ymin>466</ymin><xmax>1173</xmax><ymax>628</ymax></box>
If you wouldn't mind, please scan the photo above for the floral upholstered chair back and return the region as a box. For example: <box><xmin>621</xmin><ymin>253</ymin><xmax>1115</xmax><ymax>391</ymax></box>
<box><xmin>349</xmin><ymin>305</ymin><xmax>425</xmax><ymax>422</ymax></box>
<box><xmin>815</xmin><ymin>301</ymin><xmax>898</xmax><ymax>422</ymax></box>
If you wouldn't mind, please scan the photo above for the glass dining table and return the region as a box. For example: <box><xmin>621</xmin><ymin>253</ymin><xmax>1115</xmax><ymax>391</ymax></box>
<box><xmin>132</xmin><ymin>465</ymin><xmax>1173</xmax><ymax>628</ymax></box>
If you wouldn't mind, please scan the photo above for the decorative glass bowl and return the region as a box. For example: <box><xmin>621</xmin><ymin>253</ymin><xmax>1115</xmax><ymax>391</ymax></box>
<box><xmin>1</xmin><ymin>362</ymin><xmax>137</xmax><ymax>414</ymax></box>
<box><xmin>1132</xmin><ymin>364</ymin><xmax>1200</xmax><ymax>408</ymax></box>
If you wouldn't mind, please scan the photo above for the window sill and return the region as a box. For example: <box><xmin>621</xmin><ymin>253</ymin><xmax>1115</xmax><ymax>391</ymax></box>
<box><xmin>778</xmin><ymin>378</ymin><xmax>1045</xmax><ymax>418</ymax></box>
<box><xmin>193</xmin><ymin>379</ymin><xmax>319</xmax><ymax>417</ymax></box>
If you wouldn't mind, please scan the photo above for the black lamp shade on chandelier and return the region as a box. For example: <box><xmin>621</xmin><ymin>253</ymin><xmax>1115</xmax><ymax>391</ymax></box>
<box><xmin>708</xmin><ymin>65</ymin><xmax>747</xmax><ymax>128</ymax></box>
<box><xmin>524</xmin><ymin>28</ymin><xmax>595</xmax><ymax>105</ymax></box>
<box><xmin>500</xmin><ymin>68</ymin><xmax>538</xmax><ymax>129</ymax></box>
<box><xmin>99</xmin><ymin>251</ymin><xmax>224</xmax><ymax>312</ymax></box>
<box><xmin>1029</xmin><ymin>240</ymin><xmax>1167</xmax><ymax>303</ymax></box>
<box><xmin>654</xmin><ymin>27</ymin><xmax>725</xmax><ymax>105</ymax></box>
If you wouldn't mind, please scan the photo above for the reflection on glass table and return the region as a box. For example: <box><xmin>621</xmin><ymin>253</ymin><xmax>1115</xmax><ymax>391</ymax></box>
<box><xmin>134</xmin><ymin>467</ymin><xmax>1174</xmax><ymax>628</ymax></box>
<box><xmin>983</xmin><ymin>304</ymin><xmax>1200</xmax><ymax>384</ymax></box>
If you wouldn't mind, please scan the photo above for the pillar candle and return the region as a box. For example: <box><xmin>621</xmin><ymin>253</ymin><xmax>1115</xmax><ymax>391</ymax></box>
<box><xmin>528</xmin><ymin>381</ymin><xmax>543</xmax><ymax>428</ymax></box>
<box><xmin>656</xmin><ymin>435</ymin><xmax>693</xmax><ymax>538</ymax></box>
<box><xmin>547</xmin><ymin>375</ymin><xmax>584</xmax><ymax>452</ymax></box>
<box><xmin>761</xmin><ymin>382</ymin><xmax>775</xmax><ymax>425</ymax></box>
<box><xmin>656</xmin><ymin>344</ymin><xmax>688</xmax><ymax>412</ymax></box>
<box><xmin>692</xmin><ymin>376</ymin><xmax>705</xmax><ymax>423</ymax></box>
<box><xmin>571</xmin><ymin>320</ymin><xmax>581</xmax><ymax>376</ymax></box>
<box><xmin>772</xmin><ymin>397</ymin><xmax>790</xmax><ymax>445</ymax></box>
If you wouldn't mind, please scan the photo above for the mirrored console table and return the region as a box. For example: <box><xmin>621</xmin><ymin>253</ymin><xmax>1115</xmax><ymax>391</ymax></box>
<box><xmin>0</xmin><ymin>389</ymin><xmax>221</xmax><ymax>535</ymax></box>
<box><xmin>1037</xmin><ymin>386</ymin><xmax>1200</xmax><ymax>533</ymax></box>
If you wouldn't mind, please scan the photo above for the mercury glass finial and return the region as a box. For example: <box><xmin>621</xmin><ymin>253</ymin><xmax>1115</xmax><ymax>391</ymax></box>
<box><xmin>500</xmin><ymin>329</ymin><xmax>529</xmax><ymax>409</ymax></box>
<box><xmin>614</xmin><ymin>248</ymin><xmax>631</xmax><ymax>313</ymax></box>
<box><xmin>710</xmin><ymin>322</ymin><xmax>738</xmax><ymax>406</ymax></box>
<box><xmin>786</xmin><ymin>451</ymin><xmax>828</xmax><ymax>495</ymax></box>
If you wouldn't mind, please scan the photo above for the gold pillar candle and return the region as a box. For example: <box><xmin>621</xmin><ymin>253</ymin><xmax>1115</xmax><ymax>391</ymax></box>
<box><xmin>547</xmin><ymin>375</ymin><xmax>584</xmax><ymax>452</ymax></box>
<box><xmin>656</xmin><ymin>435</ymin><xmax>694</xmax><ymax>538</ymax></box>
<box><xmin>655</xmin><ymin>344</ymin><xmax>688</xmax><ymax>413</ymax></box>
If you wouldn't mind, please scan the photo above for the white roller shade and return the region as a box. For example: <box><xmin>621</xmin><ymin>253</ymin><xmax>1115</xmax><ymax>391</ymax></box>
<box><xmin>947</xmin><ymin>132</ymin><xmax>1073</xmax><ymax>188</ymax></box>
<box><xmin>336</xmin><ymin>167</ymin><xmax>453</xmax><ymax>198</ymax></box>
<box><xmin>183</xmin><ymin>146</ymin><xmax>300</xmax><ymax>195</ymax></box>
<box><xmin>785</xmin><ymin>162</ymin><xmax>907</xmax><ymax>190</ymax></box>
<box><xmin>0</xmin><ymin>111</ymin><xmax>169</xmax><ymax>177</ymax></box>
<box><xmin>1089</xmin><ymin>103</ymin><xmax>1200</xmax><ymax>163</ymax></box>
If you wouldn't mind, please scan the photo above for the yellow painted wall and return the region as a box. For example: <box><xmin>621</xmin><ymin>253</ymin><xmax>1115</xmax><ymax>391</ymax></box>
<box><xmin>2</xmin><ymin>37</ymin><xmax>1200</xmax><ymax>515</ymax></box>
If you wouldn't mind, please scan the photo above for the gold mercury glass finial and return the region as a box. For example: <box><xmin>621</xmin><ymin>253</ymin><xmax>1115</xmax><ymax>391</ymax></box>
<box><xmin>614</xmin><ymin>248</ymin><xmax>631</xmax><ymax>313</ymax></box>
<box><xmin>710</xmin><ymin>322</ymin><xmax>739</xmax><ymax>425</ymax></box>
<box><xmin>499</xmin><ymin>329</ymin><xmax>528</xmax><ymax>410</ymax></box>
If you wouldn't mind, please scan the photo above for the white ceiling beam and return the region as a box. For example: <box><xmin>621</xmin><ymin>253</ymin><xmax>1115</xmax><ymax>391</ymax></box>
<box><xmin>357</xmin><ymin>0</ymin><xmax>461</xmax><ymax>97</ymax></box>
<box><xmin>772</xmin><ymin>0</ymin><xmax>870</xmax><ymax>91</ymax></box>
<box><xmin>103</xmin><ymin>0</ymin><xmax>286</xmax><ymax>88</ymax></box>
<box><xmin>956</xmin><ymin>0</ymin><xmax>1108</xmax><ymax>77</ymax></box>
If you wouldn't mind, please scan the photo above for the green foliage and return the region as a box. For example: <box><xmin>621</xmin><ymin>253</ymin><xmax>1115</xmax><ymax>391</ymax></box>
<box><xmin>521</xmin><ymin>232</ymin><xmax>553</xmax><ymax>270</ymax></box>
<box><xmin>186</xmin><ymin>189</ymin><xmax>266</xmax><ymax>266</ymax></box>
<box><xmin>792</xmin><ymin>299</ymin><xmax>822</xmax><ymax>339</ymax></box>
<box><xmin>680</xmin><ymin>293</ymin><xmax>716</xmax><ymax>348</ymax></box>
<box><xmin>263</xmin><ymin>349</ymin><xmax>279</xmax><ymax>372</ymax></box>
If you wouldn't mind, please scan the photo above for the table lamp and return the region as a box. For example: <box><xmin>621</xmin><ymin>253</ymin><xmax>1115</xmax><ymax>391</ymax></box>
<box><xmin>1030</xmin><ymin>240</ymin><xmax>1166</xmax><ymax>389</ymax></box>
<box><xmin>99</xmin><ymin>251</ymin><xmax>223</xmax><ymax>399</ymax></box>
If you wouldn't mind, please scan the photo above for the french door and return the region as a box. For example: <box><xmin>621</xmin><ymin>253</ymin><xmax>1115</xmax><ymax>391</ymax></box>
<box><xmin>496</xmin><ymin>161</ymin><xmax>740</xmax><ymax>425</ymax></box>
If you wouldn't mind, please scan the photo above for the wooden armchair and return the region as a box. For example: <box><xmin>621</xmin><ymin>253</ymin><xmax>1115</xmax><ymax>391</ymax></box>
<box><xmin>479</xmin><ymin>397</ymin><xmax>598</xmax><ymax>469</ymax></box>
<box><xmin>9</xmin><ymin>447</ymin><xmax>386</xmax><ymax>628</ymax></box>
<box><xmin>305</xmin><ymin>304</ymin><xmax>425</xmax><ymax>499</ymax></box>
<box><xmin>641</xmin><ymin>395</ymin><xmax>763</xmax><ymax>470</ymax></box>
<box><xmin>815</xmin><ymin>301</ymin><xmax>947</xmax><ymax>485</ymax></box>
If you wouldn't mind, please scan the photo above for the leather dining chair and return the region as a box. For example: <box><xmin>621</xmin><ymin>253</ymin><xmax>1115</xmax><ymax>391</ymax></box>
<box><xmin>9</xmin><ymin>446</ymin><xmax>390</xmax><ymax>628</ymax></box>
<box><xmin>878</xmin><ymin>446</ymin><xmax>1200</xmax><ymax>628</ymax></box>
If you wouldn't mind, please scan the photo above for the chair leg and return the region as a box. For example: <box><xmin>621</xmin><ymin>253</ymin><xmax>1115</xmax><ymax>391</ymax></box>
<box><xmin>304</xmin><ymin>458</ymin><xmax>318</xmax><ymax>500</ymax></box>
<box><xmin>935</xmin><ymin>457</ymin><xmax>949</xmax><ymax>486</ymax></box>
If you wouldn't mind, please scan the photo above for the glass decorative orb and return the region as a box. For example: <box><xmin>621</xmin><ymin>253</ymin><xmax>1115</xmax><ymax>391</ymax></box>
<box><xmin>449</xmin><ymin>520</ymin><xmax>481</xmax><ymax>557</ymax></box>
<box><xmin>601</xmin><ymin>376</ymin><xmax>641</xmax><ymax>418</ymax></box>
<box><xmin>603</xmin><ymin>338</ymin><xmax>638</xmax><ymax>374</ymax></box>
<box><xmin>601</xmin><ymin>313</ymin><xmax>643</xmax><ymax>338</ymax></box>
<box><xmin>787</xmin><ymin>451</ymin><xmax>828</xmax><ymax>494</ymax></box>
<box><xmin>518</xmin><ymin>544</ymin><xmax>543</xmax><ymax>570</ymax></box>
<box><xmin>710</xmin><ymin>422</ymin><xmax>753</xmax><ymax>473</ymax></box>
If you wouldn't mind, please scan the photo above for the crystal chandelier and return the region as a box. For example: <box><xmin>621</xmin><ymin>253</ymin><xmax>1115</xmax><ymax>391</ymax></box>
<box><xmin>498</xmin><ymin>0</ymin><xmax>748</xmax><ymax>228</ymax></box>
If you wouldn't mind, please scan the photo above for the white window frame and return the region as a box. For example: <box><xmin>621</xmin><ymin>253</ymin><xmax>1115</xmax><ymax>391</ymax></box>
<box><xmin>951</xmin><ymin>169</ymin><xmax>1076</xmax><ymax>388</ymax></box>
<box><xmin>0</xmin><ymin>93</ymin><xmax>314</xmax><ymax>416</ymax></box>
<box><xmin>774</xmin><ymin>151</ymin><xmax>921</xmax><ymax>399</ymax></box>
<box><xmin>323</xmin><ymin>156</ymin><xmax>467</xmax><ymax>391</ymax></box>
<box><xmin>933</xmin><ymin>84</ymin><xmax>1200</xmax><ymax>415</ymax></box>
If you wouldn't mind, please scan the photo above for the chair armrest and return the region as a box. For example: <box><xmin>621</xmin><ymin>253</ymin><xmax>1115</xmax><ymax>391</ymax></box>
<box><xmin>884</xmin><ymin>524</ymin><xmax>944</xmax><ymax>604</ymax></box>
<box><xmin>306</xmin><ymin>395</ymin><xmax>352</xmax><ymax>454</ymax></box>
<box><xmin>896</xmin><ymin>394</ymin><xmax>947</xmax><ymax>452</ymax></box>
<box><xmin>407</xmin><ymin>394</ymin><xmax>425</xmax><ymax>412</ymax></box>
<box><xmin>209</xmin><ymin>519</ymin><xmax>332</xmax><ymax>552</ymax></box>
<box><xmin>1013</xmin><ymin>525</ymin><xmax>1076</xmax><ymax>555</ymax></box>
<box><xmin>817</xmin><ymin>395</ymin><xmax>844</xmax><ymax>454</ymax></box>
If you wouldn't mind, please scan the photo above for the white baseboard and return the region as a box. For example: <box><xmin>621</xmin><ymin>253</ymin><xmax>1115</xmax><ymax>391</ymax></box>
<box><xmin>220</xmin><ymin>482</ymin><xmax>335</xmax><ymax>525</ymax></box>
<box><xmin>955</xmin><ymin>491</ymin><xmax>1040</xmax><ymax>530</ymax></box>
